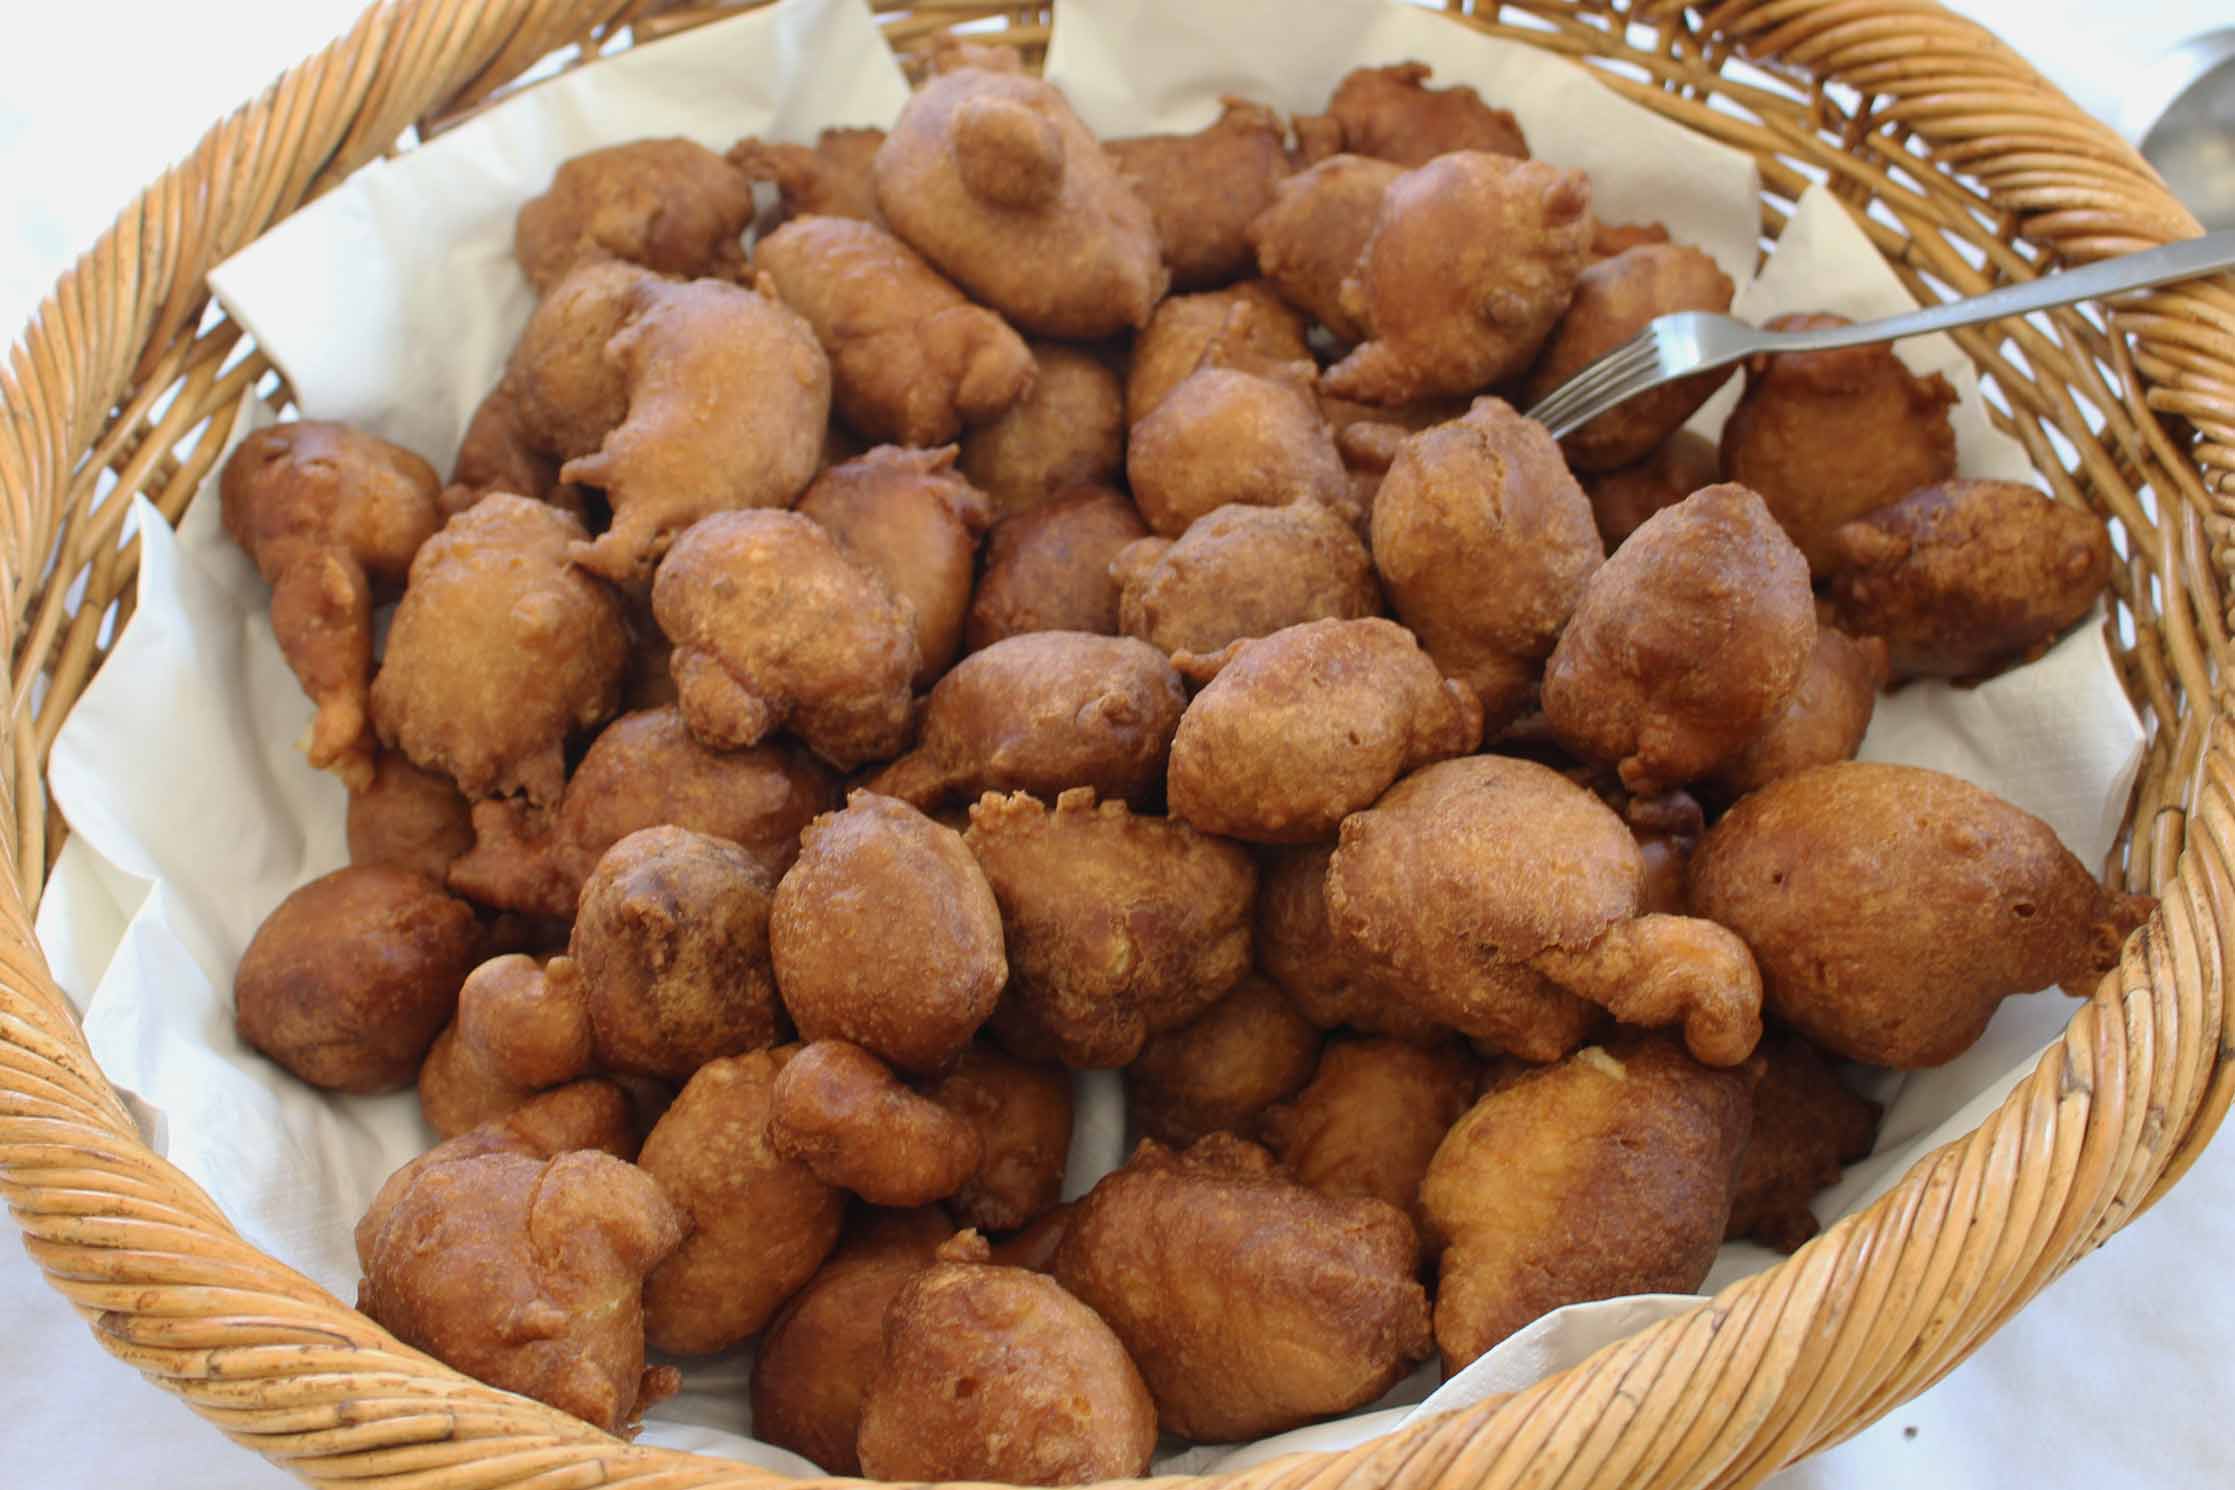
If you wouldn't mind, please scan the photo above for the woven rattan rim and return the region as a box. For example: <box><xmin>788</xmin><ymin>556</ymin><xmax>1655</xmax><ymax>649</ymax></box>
<box><xmin>4</xmin><ymin>2</ymin><xmax>2232</xmax><ymax>1486</ymax></box>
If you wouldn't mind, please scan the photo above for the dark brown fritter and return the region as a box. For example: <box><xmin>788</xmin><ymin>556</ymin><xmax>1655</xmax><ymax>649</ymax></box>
<box><xmin>1125</xmin><ymin>974</ymin><xmax>1323</xmax><ymax>1147</ymax></box>
<box><xmin>964</xmin><ymin>485</ymin><xmax>1149</xmax><ymax>653</ymax></box>
<box><xmin>1726</xmin><ymin>1031</ymin><xmax>1883</xmax><ymax>1251</ymax></box>
<box><xmin>416</xmin><ymin>953</ymin><xmax>593</xmax><ymax>1137</ymax></box>
<box><xmin>348</xmin><ymin>751</ymin><xmax>475</xmax><ymax>884</ymax></box>
<box><xmin>514</xmin><ymin>138</ymin><xmax>752</xmax><ymax>293</ymax></box>
<box><xmin>1256</xmin><ymin>842</ymin><xmax>1448</xmax><ymax>1046</ymax></box>
<box><xmin>1578</xmin><ymin>427</ymin><xmax>1721</xmax><ymax>550</ymax></box>
<box><xmin>957</xmin><ymin>340</ymin><xmax>1126</xmax><ymax>519</ymax></box>
<box><xmin>1711</xmin><ymin>626</ymin><xmax>1889</xmax><ymax>798</ymax></box>
<box><xmin>1298</xmin><ymin>62</ymin><xmax>1528</xmax><ymax>167</ymax></box>
<box><xmin>929</xmin><ymin>1044</ymin><xmax>1076</xmax><ymax>1232</ymax></box>
<box><xmin>1109</xmin><ymin>97</ymin><xmax>1295</xmax><ymax>291</ymax></box>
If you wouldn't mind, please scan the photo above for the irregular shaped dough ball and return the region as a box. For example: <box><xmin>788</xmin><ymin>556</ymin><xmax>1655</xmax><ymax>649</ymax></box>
<box><xmin>771</xmin><ymin>792</ymin><xmax>1007</xmax><ymax>1074</ymax></box>
<box><xmin>1300</xmin><ymin>62</ymin><xmax>1529</xmax><ymax>167</ymax></box>
<box><xmin>929</xmin><ymin>1043</ymin><xmax>1076</xmax><ymax>1231</ymax></box>
<box><xmin>1125</xmin><ymin>975</ymin><xmax>1323</xmax><ymax>1147</ymax></box>
<box><xmin>729</xmin><ymin>128</ymin><xmax>887</xmax><ymax>229</ymax></box>
<box><xmin>1726</xmin><ymin>1031</ymin><xmax>1883</xmax><ymax>1252</ymax></box>
<box><xmin>1125</xmin><ymin>281</ymin><xmax>1311</xmax><ymax>429</ymax></box>
<box><xmin>957</xmin><ymin>340</ymin><xmax>1125</xmax><ymax>517</ymax></box>
<box><xmin>1262</xmin><ymin>1035</ymin><xmax>1479</xmax><ymax>1240</ymax></box>
<box><xmin>514</xmin><ymin>138</ymin><xmax>752</xmax><ymax>293</ymax></box>
<box><xmin>417</xmin><ymin>953</ymin><xmax>593</xmax><ymax>1137</ymax></box>
<box><xmin>964</xmin><ymin>485</ymin><xmax>1148</xmax><ymax>652</ymax></box>
<box><xmin>1126</xmin><ymin>360</ymin><xmax>1350</xmax><ymax>537</ymax></box>
<box><xmin>1257</xmin><ymin>843</ymin><xmax>1448</xmax><ymax>1045</ymax></box>
<box><xmin>1579</xmin><ymin>426</ymin><xmax>1720</xmax><ymax>549</ymax></box>
<box><xmin>1108</xmin><ymin>97</ymin><xmax>1294</xmax><ymax>291</ymax></box>
<box><xmin>1711</xmin><ymin>626</ymin><xmax>1888</xmax><ymax>798</ymax></box>
<box><xmin>768</xmin><ymin>1039</ymin><xmax>983</xmax><ymax>1206</ymax></box>
<box><xmin>506</xmin><ymin>260</ymin><xmax>646</xmax><ymax>460</ymax></box>
<box><xmin>348</xmin><ymin>751</ymin><xmax>474</xmax><ymax>883</ymax></box>
<box><xmin>1246</xmin><ymin>154</ymin><xmax>1401</xmax><ymax>342</ymax></box>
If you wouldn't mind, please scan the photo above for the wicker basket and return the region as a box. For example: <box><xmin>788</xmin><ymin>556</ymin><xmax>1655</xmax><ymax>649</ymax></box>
<box><xmin>4</xmin><ymin>1</ymin><xmax>2231</xmax><ymax>1486</ymax></box>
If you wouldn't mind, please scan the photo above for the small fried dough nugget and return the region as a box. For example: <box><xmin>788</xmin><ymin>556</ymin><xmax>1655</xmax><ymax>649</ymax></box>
<box><xmin>928</xmin><ymin>1045</ymin><xmax>1075</xmax><ymax>1231</ymax></box>
<box><xmin>562</xmin><ymin>275</ymin><xmax>831</xmax><ymax>583</ymax></box>
<box><xmin>874</xmin><ymin>55</ymin><xmax>1166</xmax><ymax>338</ymax></box>
<box><xmin>1711</xmin><ymin>626</ymin><xmax>1888</xmax><ymax>798</ymax></box>
<box><xmin>771</xmin><ymin>792</ymin><xmax>1007</xmax><ymax>1074</ymax></box>
<box><xmin>957</xmin><ymin>340</ymin><xmax>1125</xmax><ymax>518</ymax></box>
<box><xmin>964</xmin><ymin>485</ymin><xmax>1149</xmax><ymax>652</ymax></box>
<box><xmin>1690</xmin><ymin>762</ymin><xmax>2155</xmax><ymax>1067</ymax></box>
<box><xmin>1301</xmin><ymin>62</ymin><xmax>1528</xmax><ymax>167</ymax></box>
<box><xmin>235</xmin><ymin>866</ymin><xmax>482</xmax><ymax>1094</ymax></box>
<box><xmin>639</xmin><ymin>1048</ymin><xmax>845</xmax><ymax>1354</ymax></box>
<box><xmin>1823</xmin><ymin>479</ymin><xmax>2115</xmax><ymax>681</ymax></box>
<box><xmin>1542</xmin><ymin>484</ymin><xmax>1816</xmax><ymax>795</ymax></box>
<box><xmin>859</xmin><ymin>1232</ymin><xmax>1158</xmax><ymax>1485</ymax></box>
<box><xmin>1371</xmin><ymin>398</ymin><xmax>1604</xmax><ymax>730</ymax></box>
<box><xmin>1579</xmin><ymin>426</ymin><xmax>1720</xmax><ymax>548</ymax></box>
<box><xmin>1257</xmin><ymin>843</ymin><xmax>1448</xmax><ymax>1045</ymax></box>
<box><xmin>651</xmin><ymin>510</ymin><xmax>918</xmax><ymax>769</ymax></box>
<box><xmin>966</xmin><ymin>789</ymin><xmax>1256</xmax><ymax>1070</ymax></box>
<box><xmin>451</xmin><ymin>381</ymin><xmax>564</xmax><ymax>508</ymax></box>
<box><xmin>1125</xmin><ymin>975</ymin><xmax>1322</xmax><ymax>1147</ymax></box>
<box><xmin>750</xmin><ymin>1207</ymin><xmax>955</xmax><ymax>1474</ymax></box>
<box><xmin>1246</xmin><ymin>154</ymin><xmax>1401</xmax><ymax>341</ymax></box>
<box><xmin>1168</xmin><ymin>618</ymin><xmax>1482</xmax><ymax>843</ymax></box>
<box><xmin>370</xmin><ymin>495</ymin><xmax>627</xmax><ymax>806</ymax></box>
<box><xmin>1721</xmin><ymin>312</ymin><xmax>1959</xmax><ymax>572</ymax></box>
<box><xmin>1262</xmin><ymin>1036</ymin><xmax>1480</xmax><ymax>1236</ymax></box>
<box><xmin>1523</xmin><ymin>244</ymin><xmax>1737</xmax><ymax>471</ymax></box>
<box><xmin>755</xmin><ymin>216</ymin><xmax>1034</xmax><ymax>448</ymax></box>
<box><xmin>1109</xmin><ymin>97</ymin><xmax>1294</xmax><ymax>291</ymax></box>
<box><xmin>728</xmin><ymin>127</ymin><xmax>888</xmax><ymax>229</ymax></box>
<box><xmin>220</xmin><ymin>421</ymin><xmax>446</xmax><ymax>787</ymax></box>
<box><xmin>867</xmin><ymin>633</ymin><xmax>1185</xmax><ymax>811</ymax></box>
<box><xmin>514</xmin><ymin>138</ymin><xmax>752</xmax><ymax>294</ymax></box>
<box><xmin>1727</xmin><ymin>1031</ymin><xmax>1882</xmax><ymax>1252</ymax></box>
<box><xmin>348</xmin><ymin>751</ymin><xmax>474</xmax><ymax>883</ymax></box>
<box><xmin>447</xmin><ymin>705</ymin><xmax>836</xmax><ymax>918</ymax></box>
<box><xmin>357</xmin><ymin>1149</ymin><xmax>683</xmax><ymax>1435</ymax></box>
<box><xmin>768</xmin><ymin>1040</ymin><xmax>983</xmax><ymax>1205</ymax></box>
<box><xmin>1325</xmin><ymin>153</ymin><xmax>1592</xmax><ymax>404</ymax></box>
<box><xmin>1054</xmin><ymin>1134</ymin><xmax>1432</xmax><ymax>1441</ymax></box>
<box><xmin>506</xmin><ymin>260</ymin><xmax>654</xmax><ymax>461</ymax></box>
<box><xmin>1127</xmin><ymin>360</ymin><xmax>1351</xmax><ymax>537</ymax></box>
<box><xmin>1125</xmin><ymin>282</ymin><xmax>1312</xmax><ymax>429</ymax></box>
<box><xmin>796</xmin><ymin>445</ymin><xmax>991</xmax><ymax>684</ymax></box>
<box><xmin>569</xmin><ymin>826</ymin><xmax>780</xmax><ymax>1082</ymax></box>
<box><xmin>1113</xmin><ymin>503</ymin><xmax>1381</xmax><ymax>679</ymax></box>
<box><xmin>417</xmin><ymin>954</ymin><xmax>594</xmax><ymax>1137</ymax></box>
<box><xmin>1421</xmin><ymin>1036</ymin><xmax>1754</xmax><ymax>1371</ymax></box>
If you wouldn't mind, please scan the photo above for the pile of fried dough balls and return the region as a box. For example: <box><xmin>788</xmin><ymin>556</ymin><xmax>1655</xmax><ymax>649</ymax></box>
<box><xmin>223</xmin><ymin>45</ymin><xmax>2152</xmax><ymax>1479</ymax></box>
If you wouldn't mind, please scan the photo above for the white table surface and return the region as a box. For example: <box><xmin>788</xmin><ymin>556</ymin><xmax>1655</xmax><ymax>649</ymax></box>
<box><xmin>4</xmin><ymin>2</ymin><xmax>2233</xmax><ymax>1486</ymax></box>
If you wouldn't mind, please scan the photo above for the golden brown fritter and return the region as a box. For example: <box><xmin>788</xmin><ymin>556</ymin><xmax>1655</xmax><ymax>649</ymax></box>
<box><xmin>957</xmin><ymin>340</ymin><xmax>1125</xmax><ymax>518</ymax></box>
<box><xmin>768</xmin><ymin>1039</ymin><xmax>984</xmax><ymax>1206</ymax></box>
<box><xmin>568</xmin><ymin>825</ymin><xmax>780</xmax><ymax>1081</ymax></box>
<box><xmin>1823</xmin><ymin>479</ymin><xmax>2115</xmax><ymax>681</ymax></box>
<box><xmin>1420</xmin><ymin>1035</ymin><xmax>1755</xmax><ymax>1372</ymax></box>
<box><xmin>964</xmin><ymin>485</ymin><xmax>1149</xmax><ymax>653</ymax></box>
<box><xmin>1109</xmin><ymin>97</ymin><xmax>1294</xmax><ymax>291</ymax></box>
<box><xmin>1523</xmin><ymin>244</ymin><xmax>1737</xmax><ymax>472</ymax></box>
<box><xmin>1711</xmin><ymin>627</ymin><xmax>1888</xmax><ymax>798</ymax></box>
<box><xmin>1126</xmin><ymin>360</ymin><xmax>1350</xmax><ymax>537</ymax></box>
<box><xmin>796</xmin><ymin>445</ymin><xmax>991</xmax><ymax>685</ymax></box>
<box><xmin>638</xmin><ymin>1047</ymin><xmax>845</xmax><ymax>1355</ymax></box>
<box><xmin>370</xmin><ymin>495</ymin><xmax>628</xmax><ymax>806</ymax></box>
<box><xmin>1125</xmin><ymin>974</ymin><xmax>1323</xmax><ymax>1147</ymax></box>
<box><xmin>357</xmin><ymin>1148</ymin><xmax>683</xmax><ymax>1435</ymax></box>
<box><xmin>1053</xmin><ymin>1134</ymin><xmax>1432</xmax><ymax>1441</ymax></box>
<box><xmin>754</xmin><ymin>216</ymin><xmax>1034</xmax><ymax>448</ymax></box>
<box><xmin>347</xmin><ymin>751</ymin><xmax>475</xmax><ymax>884</ymax></box>
<box><xmin>1690</xmin><ymin>762</ymin><xmax>2155</xmax><ymax>1067</ymax></box>
<box><xmin>1325</xmin><ymin>153</ymin><xmax>1592</xmax><ymax>404</ymax></box>
<box><xmin>1579</xmin><ymin>426</ymin><xmax>1720</xmax><ymax>549</ymax></box>
<box><xmin>750</xmin><ymin>1207</ymin><xmax>955</xmax><ymax>1475</ymax></box>
<box><xmin>1113</xmin><ymin>502</ymin><xmax>1382</xmax><ymax>680</ymax></box>
<box><xmin>1298</xmin><ymin>63</ymin><xmax>1528</xmax><ymax>167</ymax></box>
<box><xmin>505</xmin><ymin>260</ymin><xmax>646</xmax><ymax>461</ymax></box>
<box><xmin>235</xmin><ymin>866</ymin><xmax>482</xmax><ymax>1095</ymax></box>
<box><xmin>446</xmin><ymin>704</ymin><xmax>836</xmax><ymax>919</ymax></box>
<box><xmin>928</xmin><ymin>1044</ymin><xmax>1075</xmax><ymax>1231</ymax></box>
<box><xmin>874</xmin><ymin>53</ymin><xmax>1166</xmax><ymax>337</ymax></box>
<box><xmin>220</xmin><ymin>421</ymin><xmax>447</xmax><ymax>788</ymax></box>
<box><xmin>417</xmin><ymin>953</ymin><xmax>593</xmax><ymax>1137</ymax></box>
<box><xmin>514</xmin><ymin>138</ymin><xmax>753</xmax><ymax>294</ymax></box>
<box><xmin>729</xmin><ymin>128</ymin><xmax>888</xmax><ymax>229</ymax></box>
<box><xmin>1721</xmin><ymin>312</ymin><xmax>1960</xmax><ymax>573</ymax></box>
<box><xmin>1328</xmin><ymin>757</ymin><xmax>1762</xmax><ymax>1066</ymax></box>
<box><xmin>858</xmin><ymin>1232</ymin><xmax>1159</xmax><ymax>1484</ymax></box>
<box><xmin>866</xmin><ymin>633</ymin><xmax>1185</xmax><ymax>812</ymax></box>
<box><xmin>965</xmin><ymin>789</ymin><xmax>1256</xmax><ymax>1069</ymax></box>
<box><xmin>1371</xmin><ymin>398</ymin><xmax>1604</xmax><ymax>730</ymax></box>
<box><xmin>1124</xmin><ymin>281</ymin><xmax>1312</xmax><ymax>429</ymax></box>
<box><xmin>651</xmin><ymin>509</ymin><xmax>918</xmax><ymax>769</ymax></box>
<box><xmin>1167</xmin><ymin>618</ymin><xmax>1482</xmax><ymax>843</ymax></box>
<box><xmin>770</xmin><ymin>792</ymin><xmax>1007</xmax><ymax>1075</ymax></box>
<box><xmin>1256</xmin><ymin>842</ymin><xmax>1449</xmax><ymax>1045</ymax></box>
<box><xmin>1261</xmin><ymin>1035</ymin><xmax>1480</xmax><ymax>1238</ymax></box>
<box><xmin>1246</xmin><ymin>154</ymin><xmax>1400</xmax><ymax>341</ymax></box>
<box><xmin>1727</xmin><ymin>1031</ymin><xmax>1882</xmax><ymax>1252</ymax></box>
<box><xmin>562</xmin><ymin>274</ymin><xmax>832</xmax><ymax>583</ymax></box>
<box><xmin>451</xmin><ymin>381</ymin><xmax>565</xmax><ymax>508</ymax></box>
<box><xmin>1541</xmin><ymin>483</ymin><xmax>1816</xmax><ymax>795</ymax></box>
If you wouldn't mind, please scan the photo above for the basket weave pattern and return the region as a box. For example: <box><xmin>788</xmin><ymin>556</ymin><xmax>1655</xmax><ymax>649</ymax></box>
<box><xmin>3</xmin><ymin>2</ymin><xmax>2232</xmax><ymax>1486</ymax></box>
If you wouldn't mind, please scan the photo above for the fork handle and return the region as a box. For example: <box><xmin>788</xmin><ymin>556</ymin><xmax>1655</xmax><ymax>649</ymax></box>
<box><xmin>1763</xmin><ymin>230</ymin><xmax>2235</xmax><ymax>354</ymax></box>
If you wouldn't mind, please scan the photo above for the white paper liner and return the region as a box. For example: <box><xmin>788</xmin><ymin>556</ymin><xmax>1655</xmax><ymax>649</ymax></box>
<box><xmin>34</xmin><ymin>0</ymin><xmax>2145</xmax><ymax>1473</ymax></box>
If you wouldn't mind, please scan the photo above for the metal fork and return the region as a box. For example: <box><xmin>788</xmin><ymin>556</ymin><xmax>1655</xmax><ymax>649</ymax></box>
<box><xmin>1525</xmin><ymin>229</ymin><xmax>2235</xmax><ymax>440</ymax></box>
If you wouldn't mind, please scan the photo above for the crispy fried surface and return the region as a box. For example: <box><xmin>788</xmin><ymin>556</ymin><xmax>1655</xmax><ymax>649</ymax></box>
<box><xmin>417</xmin><ymin>953</ymin><xmax>593</xmax><ymax>1136</ymax></box>
<box><xmin>928</xmin><ymin>1044</ymin><xmax>1075</xmax><ymax>1231</ymax></box>
<box><xmin>964</xmin><ymin>485</ymin><xmax>1148</xmax><ymax>652</ymax></box>
<box><xmin>1262</xmin><ymin>1035</ymin><xmax>1479</xmax><ymax>1239</ymax></box>
<box><xmin>769</xmin><ymin>1040</ymin><xmax>983</xmax><ymax>1206</ymax></box>
<box><xmin>1303</xmin><ymin>62</ymin><xmax>1528</xmax><ymax>167</ymax></box>
<box><xmin>1125</xmin><ymin>974</ymin><xmax>1322</xmax><ymax>1147</ymax></box>
<box><xmin>957</xmin><ymin>340</ymin><xmax>1125</xmax><ymax>518</ymax></box>
<box><xmin>1578</xmin><ymin>426</ymin><xmax>1719</xmax><ymax>549</ymax></box>
<box><xmin>1246</xmin><ymin>154</ymin><xmax>1400</xmax><ymax>342</ymax></box>
<box><xmin>1256</xmin><ymin>842</ymin><xmax>1447</xmax><ymax>1045</ymax></box>
<box><xmin>1125</xmin><ymin>282</ymin><xmax>1311</xmax><ymax>429</ymax></box>
<box><xmin>1727</xmin><ymin>1031</ymin><xmax>1882</xmax><ymax>1251</ymax></box>
<box><xmin>514</xmin><ymin>138</ymin><xmax>752</xmax><ymax>293</ymax></box>
<box><xmin>1126</xmin><ymin>361</ymin><xmax>1350</xmax><ymax>536</ymax></box>
<box><xmin>729</xmin><ymin>128</ymin><xmax>888</xmax><ymax>228</ymax></box>
<box><xmin>1109</xmin><ymin>97</ymin><xmax>1294</xmax><ymax>291</ymax></box>
<box><xmin>348</xmin><ymin>751</ymin><xmax>475</xmax><ymax>884</ymax></box>
<box><xmin>1711</xmin><ymin>626</ymin><xmax>1888</xmax><ymax>798</ymax></box>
